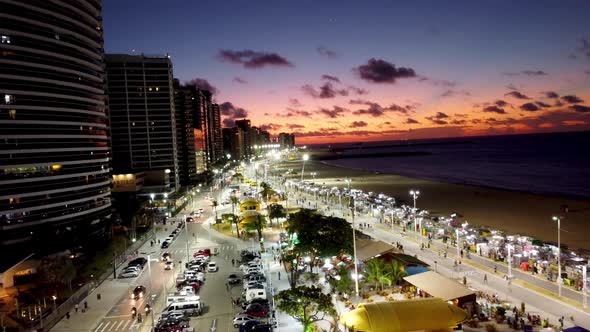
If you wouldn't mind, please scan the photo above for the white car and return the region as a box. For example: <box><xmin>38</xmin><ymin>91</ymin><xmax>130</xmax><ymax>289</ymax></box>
<box><xmin>233</xmin><ymin>314</ymin><xmax>256</xmax><ymax>328</ymax></box>
<box><xmin>207</xmin><ymin>262</ymin><xmax>218</xmax><ymax>272</ymax></box>
<box><xmin>160</xmin><ymin>310</ymin><xmax>188</xmax><ymax>322</ymax></box>
<box><xmin>119</xmin><ymin>267</ymin><xmax>140</xmax><ymax>278</ymax></box>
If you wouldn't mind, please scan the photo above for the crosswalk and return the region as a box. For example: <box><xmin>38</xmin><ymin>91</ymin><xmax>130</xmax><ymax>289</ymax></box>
<box><xmin>164</xmin><ymin>245</ymin><xmax>235</xmax><ymax>256</ymax></box>
<box><xmin>93</xmin><ymin>318</ymin><xmax>140</xmax><ymax>332</ymax></box>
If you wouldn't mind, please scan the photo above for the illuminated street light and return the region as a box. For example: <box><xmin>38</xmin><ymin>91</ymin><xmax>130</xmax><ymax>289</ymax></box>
<box><xmin>552</xmin><ymin>216</ymin><xmax>562</xmax><ymax>297</ymax></box>
<box><xmin>300</xmin><ymin>154</ymin><xmax>309</xmax><ymax>182</ymax></box>
<box><xmin>409</xmin><ymin>190</ymin><xmax>420</xmax><ymax>233</ymax></box>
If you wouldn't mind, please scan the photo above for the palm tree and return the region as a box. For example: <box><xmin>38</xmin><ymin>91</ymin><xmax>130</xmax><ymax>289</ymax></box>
<box><xmin>365</xmin><ymin>258</ymin><xmax>392</xmax><ymax>290</ymax></box>
<box><xmin>268</xmin><ymin>203</ymin><xmax>286</xmax><ymax>227</ymax></box>
<box><xmin>260</xmin><ymin>182</ymin><xmax>272</xmax><ymax>202</ymax></box>
<box><xmin>212</xmin><ymin>199</ymin><xmax>218</xmax><ymax>222</ymax></box>
<box><xmin>388</xmin><ymin>261</ymin><xmax>407</xmax><ymax>286</ymax></box>
<box><xmin>230</xmin><ymin>196</ymin><xmax>240</xmax><ymax>235</ymax></box>
<box><xmin>244</xmin><ymin>214</ymin><xmax>267</xmax><ymax>241</ymax></box>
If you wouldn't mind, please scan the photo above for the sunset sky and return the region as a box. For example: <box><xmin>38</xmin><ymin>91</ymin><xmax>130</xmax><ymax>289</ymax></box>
<box><xmin>103</xmin><ymin>0</ymin><xmax>590</xmax><ymax>144</ymax></box>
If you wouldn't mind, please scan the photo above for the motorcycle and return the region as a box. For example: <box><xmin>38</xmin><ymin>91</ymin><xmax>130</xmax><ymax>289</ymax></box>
<box><xmin>131</xmin><ymin>307</ymin><xmax>137</xmax><ymax>318</ymax></box>
<box><xmin>145</xmin><ymin>304</ymin><xmax>151</xmax><ymax>314</ymax></box>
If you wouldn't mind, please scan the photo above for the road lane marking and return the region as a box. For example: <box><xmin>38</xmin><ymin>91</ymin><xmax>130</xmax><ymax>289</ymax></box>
<box><xmin>98</xmin><ymin>321</ymin><xmax>110</xmax><ymax>332</ymax></box>
<box><xmin>115</xmin><ymin>320</ymin><xmax>124</xmax><ymax>330</ymax></box>
<box><xmin>93</xmin><ymin>322</ymin><xmax>103</xmax><ymax>332</ymax></box>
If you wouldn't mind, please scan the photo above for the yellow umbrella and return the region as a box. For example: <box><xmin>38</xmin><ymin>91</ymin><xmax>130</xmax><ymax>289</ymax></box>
<box><xmin>340</xmin><ymin>298</ymin><xmax>468</xmax><ymax>332</ymax></box>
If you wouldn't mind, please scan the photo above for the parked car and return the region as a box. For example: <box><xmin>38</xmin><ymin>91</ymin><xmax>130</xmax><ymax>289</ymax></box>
<box><xmin>207</xmin><ymin>262</ymin><xmax>218</xmax><ymax>272</ymax></box>
<box><xmin>128</xmin><ymin>257</ymin><xmax>147</xmax><ymax>269</ymax></box>
<box><xmin>161</xmin><ymin>241</ymin><xmax>170</xmax><ymax>249</ymax></box>
<box><xmin>119</xmin><ymin>267</ymin><xmax>140</xmax><ymax>278</ymax></box>
<box><xmin>245</xmin><ymin>303</ymin><xmax>269</xmax><ymax>317</ymax></box>
<box><xmin>233</xmin><ymin>314</ymin><xmax>257</xmax><ymax>328</ymax></box>
<box><xmin>227</xmin><ymin>274</ymin><xmax>240</xmax><ymax>284</ymax></box>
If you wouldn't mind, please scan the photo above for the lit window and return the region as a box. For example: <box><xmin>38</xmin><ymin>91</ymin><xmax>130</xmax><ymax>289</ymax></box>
<box><xmin>4</xmin><ymin>94</ymin><xmax>14</xmax><ymax>104</ymax></box>
<box><xmin>155</xmin><ymin>87</ymin><xmax>159</xmax><ymax>91</ymax></box>
<box><xmin>9</xmin><ymin>109</ymin><xmax>16</xmax><ymax>119</ymax></box>
<box><xmin>1</xmin><ymin>35</ymin><xmax>10</xmax><ymax>44</ymax></box>
<box><xmin>54</xmin><ymin>33</ymin><xmax>60</xmax><ymax>40</ymax></box>
<box><xmin>148</xmin><ymin>87</ymin><xmax>153</xmax><ymax>92</ymax></box>
<box><xmin>132</xmin><ymin>122</ymin><xmax>135</xmax><ymax>126</ymax></box>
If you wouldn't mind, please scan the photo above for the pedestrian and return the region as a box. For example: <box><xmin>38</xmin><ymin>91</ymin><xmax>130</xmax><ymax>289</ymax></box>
<box><xmin>84</xmin><ymin>300</ymin><xmax>88</xmax><ymax>310</ymax></box>
<box><xmin>278</xmin><ymin>271</ymin><xmax>281</xmax><ymax>280</ymax></box>
<box><xmin>484</xmin><ymin>274</ymin><xmax>488</xmax><ymax>284</ymax></box>
<box><xmin>463</xmin><ymin>276</ymin><xmax>467</xmax><ymax>285</ymax></box>
<box><xmin>66</xmin><ymin>312</ymin><xmax>70</xmax><ymax>319</ymax></box>
<box><xmin>231</xmin><ymin>259</ymin><xmax>235</xmax><ymax>266</ymax></box>
<box><xmin>74</xmin><ymin>303</ymin><xmax>79</xmax><ymax>313</ymax></box>
<box><xmin>97</xmin><ymin>293</ymin><xmax>101</xmax><ymax>300</ymax></box>
<box><xmin>559</xmin><ymin>316</ymin><xmax>564</xmax><ymax>328</ymax></box>
<box><xmin>494</xmin><ymin>265</ymin><xmax>497</xmax><ymax>273</ymax></box>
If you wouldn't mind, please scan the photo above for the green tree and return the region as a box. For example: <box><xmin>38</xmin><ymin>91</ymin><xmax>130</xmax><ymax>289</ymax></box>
<box><xmin>212</xmin><ymin>199</ymin><xmax>218</xmax><ymax>221</ymax></box>
<box><xmin>260</xmin><ymin>182</ymin><xmax>272</xmax><ymax>202</ymax></box>
<box><xmin>388</xmin><ymin>261</ymin><xmax>407</xmax><ymax>285</ymax></box>
<box><xmin>330</xmin><ymin>265</ymin><xmax>354</xmax><ymax>294</ymax></box>
<box><xmin>365</xmin><ymin>258</ymin><xmax>391</xmax><ymax>290</ymax></box>
<box><xmin>287</xmin><ymin>210</ymin><xmax>353</xmax><ymax>258</ymax></box>
<box><xmin>38</xmin><ymin>256</ymin><xmax>77</xmax><ymax>291</ymax></box>
<box><xmin>268</xmin><ymin>203</ymin><xmax>287</xmax><ymax>227</ymax></box>
<box><xmin>275</xmin><ymin>286</ymin><xmax>337</xmax><ymax>332</ymax></box>
<box><xmin>244</xmin><ymin>214</ymin><xmax>267</xmax><ymax>241</ymax></box>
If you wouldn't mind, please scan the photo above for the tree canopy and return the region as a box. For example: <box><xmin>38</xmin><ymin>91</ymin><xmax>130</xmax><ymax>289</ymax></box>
<box><xmin>268</xmin><ymin>203</ymin><xmax>287</xmax><ymax>226</ymax></box>
<box><xmin>275</xmin><ymin>285</ymin><xmax>336</xmax><ymax>332</ymax></box>
<box><xmin>287</xmin><ymin>209</ymin><xmax>353</xmax><ymax>258</ymax></box>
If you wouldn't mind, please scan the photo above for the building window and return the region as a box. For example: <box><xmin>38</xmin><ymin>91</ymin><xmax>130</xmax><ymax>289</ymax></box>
<box><xmin>9</xmin><ymin>109</ymin><xmax>16</xmax><ymax>119</ymax></box>
<box><xmin>4</xmin><ymin>94</ymin><xmax>14</xmax><ymax>104</ymax></box>
<box><xmin>1</xmin><ymin>35</ymin><xmax>10</xmax><ymax>44</ymax></box>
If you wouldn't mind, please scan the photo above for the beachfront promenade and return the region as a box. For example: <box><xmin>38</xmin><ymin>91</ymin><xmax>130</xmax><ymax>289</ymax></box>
<box><xmin>266</xmin><ymin>172</ymin><xmax>590</xmax><ymax>329</ymax></box>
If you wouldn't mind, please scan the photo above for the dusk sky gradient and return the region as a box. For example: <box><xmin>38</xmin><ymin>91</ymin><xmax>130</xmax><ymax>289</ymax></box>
<box><xmin>103</xmin><ymin>0</ymin><xmax>590</xmax><ymax>144</ymax></box>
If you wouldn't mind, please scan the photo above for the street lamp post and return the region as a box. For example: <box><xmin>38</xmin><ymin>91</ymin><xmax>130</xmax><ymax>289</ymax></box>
<box><xmin>409</xmin><ymin>190</ymin><xmax>420</xmax><ymax>233</ymax></box>
<box><xmin>300</xmin><ymin>154</ymin><xmax>309</xmax><ymax>182</ymax></box>
<box><xmin>584</xmin><ymin>265</ymin><xmax>588</xmax><ymax>308</ymax></box>
<box><xmin>552</xmin><ymin>216</ymin><xmax>562</xmax><ymax>297</ymax></box>
<box><xmin>351</xmin><ymin>198</ymin><xmax>359</xmax><ymax>297</ymax></box>
<box><xmin>456</xmin><ymin>229</ymin><xmax>460</xmax><ymax>263</ymax></box>
<box><xmin>141</xmin><ymin>252</ymin><xmax>157</xmax><ymax>332</ymax></box>
<box><xmin>507</xmin><ymin>244</ymin><xmax>513</xmax><ymax>279</ymax></box>
<box><xmin>184</xmin><ymin>216</ymin><xmax>191</xmax><ymax>264</ymax></box>
<box><xmin>51</xmin><ymin>296</ymin><xmax>56</xmax><ymax>311</ymax></box>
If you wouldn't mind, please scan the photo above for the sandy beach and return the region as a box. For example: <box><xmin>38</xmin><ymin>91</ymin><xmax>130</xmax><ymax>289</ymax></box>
<box><xmin>277</xmin><ymin>157</ymin><xmax>590</xmax><ymax>251</ymax></box>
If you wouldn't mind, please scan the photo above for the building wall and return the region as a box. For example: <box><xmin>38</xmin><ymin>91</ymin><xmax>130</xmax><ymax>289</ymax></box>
<box><xmin>105</xmin><ymin>54</ymin><xmax>179</xmax><ymax>191</ymax></box>
<box><xmin>0</xmin><ymin>0</ymin><xmax>112</xmax><ymax>254</ymax></box>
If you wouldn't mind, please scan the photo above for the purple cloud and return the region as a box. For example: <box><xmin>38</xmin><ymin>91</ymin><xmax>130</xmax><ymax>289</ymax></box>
<box><xmin>561</xmin><ymin>95</ymin><xmax>584</xmax><ymax>104</ymax></box>
<box><xmin>317</xmin><ymin>46</ymin><xmax>338</xmax><ymax>59</ymax></box>
<box><xmin>495</xmin><ymin>100</ymin><xmax>510</xmax><ymax>107</ymax></box>
<box><xmin>233</xmin><ymin>77</ymin><xmax>247</xmax><ymax>84</ymax></box>
<box><xmin>544</xmin><ymin>91</ymin><xmax>559</xmax><ymax>99</ymax></box>
<box><xmin>318</xmin><ymin>106</ymin><xmax>347</xmax><ymax>118</ymax></box>
<box><xmin>571</xmin><ymin>105</ymin><xmax>590</xmax><ymax>113</ymax></box>
<box><xmin>350</xmin><ymin>121</ymin><xmax>368</xmax><ymax>128</ymax></box>
<box><xmin>503</xmin><ymin>70</ymin><xmax>548</xmax><ymax>77</ymax></box>
<box><xmin>185</xmin><ymin>78</ymin><xmax>219</xmax><ymax>95</ymax></box>
<box><xmin>483</xmin><ymin>106</ymin><xmax>507</xmax><ymax>114</ymax></box>
<box><xmin>520</xmin><ymin>103</ymin><xmax>541</xmax><ymax>112</ymax></box>
<box><xmin>288</xmin><ymin>98</ymin><xmax>303</xmax><ymax>107</ymax></box>
<box><xmin>354</xmin><ymin>58</ymin><xmax>416</xmax><ymax>83</ymax></box>
<box><xmin>441</xmin><ymin>89</ymin><xmax>471</xmax><ymax>98</ymax></box>
<box><xmin>425</xmin><ymin>112</ymin><xmax>450</xmax><ymax>125</ymax></box>
<box><xmin>350</xmin><ymin>99</ymin><xmax>412</xmax><ymax>117</ymax></box>
<box><xmin>405</xmin><ymin>118</ymin><xmax>420</xmax><ymax>124</ymax></box>
<box><xmin>535</xmin><ymin>101</ymin><xmax>551</xmax><ymax>108</ymax></box>
<box><xmin>259</xmin><ymin>123</ymin><xmax>282</xmax><ymax>131</ymax></box>
<box><xmin>217</xmin><ymin>49</ymin><xmax>293</xmax><ymax>69</ymax></box>
<box><xmin>287</xmin><ymin>123</ymin><xmax>305</xmax><ymax>129</ymax></box>
<box><xmin>505</xmin><ymin>91</ymin><xmax>531</xmax><ymax>100</ymax></box>
<box><xmin>220</xmin><ymin>102</ymin><xmax>248</xmax><ymax>118</ymax></box>
<box><xmin>222</xmin><ymin>118</ymin><xmax>235</xmax><ymax>127</ymax></box>
<box><xmin>302</xmin><ymin>82</ymin><xmax>348</xmax><ymax>99</ymax></box>
<box><xmin>321</xmin><ymin>74</ymin><xmax>340</xmax><ymax>82</ymax></box>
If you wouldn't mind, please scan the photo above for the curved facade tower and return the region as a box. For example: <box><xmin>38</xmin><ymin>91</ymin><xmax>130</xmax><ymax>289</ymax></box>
<box><xmin>0</xmin><ymin>0</ymin><xmax>111</xmax><ymax>253</ymax></box>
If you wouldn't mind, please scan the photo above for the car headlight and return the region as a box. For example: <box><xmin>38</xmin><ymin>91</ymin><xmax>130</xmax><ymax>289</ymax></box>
<box><xmin>139</xmin><ymin>292</ymin><xmax>143</xmax><ymax>298</ymax></box>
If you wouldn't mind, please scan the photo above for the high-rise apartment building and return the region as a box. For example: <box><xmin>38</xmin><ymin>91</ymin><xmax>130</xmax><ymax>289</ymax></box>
<box><xmin>173</xmin><ymin>80</ymin><xmax>208</xmax><ymax>186</ymax></box>
<box><xmin>208</xmin><ymin>103</ymin><xmax>223</xmax><ymax>165</ymax></box>
<box><xmin>0</xmin><ymin>0</ymin><xmax>112</xmax><ymax>255</ymax></box>
<box><xmin>105</xmin><ymin>54</ymin><xmax>179</xmax><ymax>192</ymax></box>
<box><xmin>278</xmin><ymin>132</ymin><xmax>296</xmax><ymax>148</ymax></box>
<box><xmin>235</xmin><ymin>119</ymin><xmax>251</xmax><ymax>157</ymax></box>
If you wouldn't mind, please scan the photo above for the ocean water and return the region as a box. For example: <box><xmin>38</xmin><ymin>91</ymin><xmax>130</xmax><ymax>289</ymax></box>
<box><xmin>319</xmin><ymin>131</ymin><xmax>590</xmax><ymax>198</ymax></box>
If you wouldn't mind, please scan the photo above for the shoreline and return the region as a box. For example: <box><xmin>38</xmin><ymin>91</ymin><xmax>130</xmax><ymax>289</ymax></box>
<box><xmin>320</xmin><ymin>160</ymin><xmax>590</xmax><ymax>201</ymax></box>
<box><xmin>277</xmin><ymin>159</ymin><xmax>590</xmax><ymax>251</ymax></box>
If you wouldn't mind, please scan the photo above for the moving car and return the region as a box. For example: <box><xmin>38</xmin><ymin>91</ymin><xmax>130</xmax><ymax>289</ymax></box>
<box><xmin>130</xmin><ymin>285</ymin><xmax>146</xmax><ymax>300</ymax></box>
<box><xmin>162</xmin><ymin>252</ymin><xmax>172</xmax><ymax>261</ymax></box>
<box><xmin>161</xmin><ymin>241</ymin><xmax>170</xmax><ymax>249</ymax></box>
<box><xmin>164</xmin><ymin>261</ymin><xmax>174</xmax><ymax>270</ymax></box>
<box><xmin>128</xmin><ymin>257</ymin><xmax>148</xmax><ymax>269</ymax></box>
<box><xmin>207</xmin><ymin>262</ymin><xmax>218</xmax><ymax>272</ymax></box>
<box><xmin>233</xmin><ymin>314</ymin><xmax>257</xmax><ymax>328</ymax></box>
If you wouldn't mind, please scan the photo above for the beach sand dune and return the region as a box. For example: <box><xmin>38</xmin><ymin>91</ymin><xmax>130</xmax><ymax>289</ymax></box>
<box><xmin>277</xmin><ymin>160</ymin><xmax>590</xmax><ymax>250</ymax></box>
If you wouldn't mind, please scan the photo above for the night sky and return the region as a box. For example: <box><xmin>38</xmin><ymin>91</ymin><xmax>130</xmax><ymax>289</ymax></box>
<box><xmin>103</xmin><ymin>0</ymin><xmax>590</xmax><ymax>144</ymax></box>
